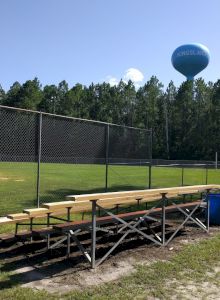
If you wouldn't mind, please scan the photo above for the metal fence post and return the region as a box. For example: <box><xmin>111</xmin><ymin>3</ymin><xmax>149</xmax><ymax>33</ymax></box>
<box><xmin>205</xmin><ymin>165</ymin><xmax>208</xmax><ymax>185</ymax></box>
<box><xmin>148</xmin><ymin>164</ymin><xmax>152</xmax><ymax>189</ymax></box>
<box><xmin>91</xmin><ymin>200</ymin><xmax>97</xmax><ymax>268</ymax></box>
<box><xmin>148</xmin><ymin>128</ymin><xmax>153</xmax><ymax>189</ymax></box>
<box><xmin>105</xmin><ymin>124</ymin><xmax>110</xmax><ymax>192</ymax></box>
<box><xmin>161</xmin><ymin>193</ymin><xmax>166</xmax><ymax>246</ymax></box>
<box><xmin>181</xmin><ymin>167</ymin><xmax>184</xmax><ymax>186</ymax></box>
<box><xmin>36</xmin><ymin>112</ymin><xmax>42</xmax><ymax>208</ymax></box>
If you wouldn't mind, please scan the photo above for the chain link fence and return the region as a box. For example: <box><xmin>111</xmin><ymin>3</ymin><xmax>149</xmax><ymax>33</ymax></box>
<box><xmin>149</xmin><ymin>160</ymin><xmax>220</xmax><ymax>188</ymax></box>
<box><xmin>0</xmin><ymin>105</ymin><xmax>219</xmax><ymax>216</ymax></box>
<box><xmin>0</xmin><ymin>105</ymin><xmax>152</xmax><ymax>215</ymax></box>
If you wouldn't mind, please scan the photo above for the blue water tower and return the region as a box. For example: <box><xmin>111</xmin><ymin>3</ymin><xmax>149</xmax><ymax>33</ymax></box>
<box><xmin>171</xmin><ymin>43</ymin><xmax>210</xmax><ymax>80</ymax></box>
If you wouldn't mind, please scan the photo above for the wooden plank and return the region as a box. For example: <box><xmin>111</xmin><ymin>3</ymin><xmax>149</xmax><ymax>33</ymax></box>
<box><xmin>72</xmin><ymin>191</ymin><xmax>173</xmax><ymax>202</ymax></box>
<box><xmin>50</xmin><ymin>193</ymin><xmax>177</xmax><ymax>213</ymax></box>
<box><xmin>15</xmin><ymin>230</ymin><xmax>32</xmax><ymax>240</ymax></box>
<box><xmin>43</xmin><ymin>196</ymin><xmax>159</xmax><ymax>213</ymax></box>
<box><xmin>2</xmin><ymin>185</ymin><xmax>216</xmax><ymax>225</ymax></box>
<box><xmin>0</xmin><ymin>217</ymin><xmax>15</xmax><ymax>225</ymax></box>
<box><xmin>23</xmin><ymin>208</ymin><xmax>49</xmax><ymax>216</ymax></box>
<box><xmin>42</xmin><ymin>201</ymin><xmax>75</xmax><ymax>210</ymax></box>
<box><xmin>32</xmin><ymin>227</ymin><xmax>56</xmax><ymax>236</ymax></box>
<box><xmin>42</xmin><ymin>189</ymin><xmax>205</xmax><ymax>214</ymax></box>
<box><xmin>24</xmin><ymin>207</ymin><xmax>77</xmax><ymax>218</ymax></box>
<box><xmin>7</xmin><ymin>213</ymin><xmax>29</xmax><ymax>221</ymax></box>
<box><xmin>178</xmin><ymin>190</ymin><xmax>200</xmax><ymax>196</ymax></box>
<box><xmin>67</xmin><ymin>185</ymin><xmax>220</xmax><ymax>202</ymax></box>
<box><xmin>0</xmin><ymin>233</ymin><xmax>16</xmax><ymax>242</ymax></box>
<box><xmin>53</xmin><ymin>200</ymin><xmax>202</xmax><ymax>232</ymax></box>
<box><xmin>96</xmin><ymin>195</ymin><xmax>160</xmax><ymax>206</ymax></box>
<box><xmin>68</xmin><ymin>191</ymin><xmax>161</xmax><ymax>201</ymax></box>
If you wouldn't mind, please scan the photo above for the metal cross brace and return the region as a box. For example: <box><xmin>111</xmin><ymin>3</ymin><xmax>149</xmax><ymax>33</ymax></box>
<box><xmin>69</xmin><ymin>229</ymin><xmax>92</xmax><ymax>263</ymax></box>
<box><xmin>164</xmin><ymin>201</ymin><xmax>207</xmax><ymax>246</ymax></box>
<box><xmin>162</xmin><ymin>189</ymin><xmax>211</xmax><ymax>246</ymax></box>
<box><xmin>90</xmin><ymin>200</ymin><xmax>164</xmax><ymax>268</ymax></box>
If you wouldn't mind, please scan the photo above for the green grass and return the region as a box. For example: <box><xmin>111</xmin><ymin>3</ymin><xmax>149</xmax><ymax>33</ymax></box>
<box><xmin>1</xmin><ymin>233</ymin><xmax>220</xmax><ymax>299</ymax></box>
<box><xmin>0</xmin><ymin>162</ymin><xmax>220</xmax><ymax>299</ymax></box>
<box><xmin>0</xmin><ymin>162</ymin><xmax>219</xmax><ymax>215</ymax></box>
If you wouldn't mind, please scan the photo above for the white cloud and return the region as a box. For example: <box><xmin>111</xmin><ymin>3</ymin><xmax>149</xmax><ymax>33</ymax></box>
<box><xmin>106</xmin><ymin>76</ymin><xmax>119</xmax><ymax>86</ymax></box>
<box><xmin>105</xmin><ymin>68</ymin><xmax>144</xmax><ymax>89</ymax></box>
<box><xmin>123</xmin><ymin>68</ymin><xmax>144</xmax><ymax>83</ymax></box>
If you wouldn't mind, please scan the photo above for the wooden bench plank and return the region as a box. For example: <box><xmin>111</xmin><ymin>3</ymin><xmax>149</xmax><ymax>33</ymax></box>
<box><xmin>53</xmin><ymin>201</ymin><xmax>202</xmax><ymax>232</ymax></box>
<box><xmin>42</xmin><ymin>201</ymin><xmax>75</xmax><ymax>210</ymax></box>
<box><xmin>178</xmin><ymin>190</ymin><xmax>200</xmax><ymax>195</ymax></box>
<box><xmin>43</xmin><ymin>195</ymin><xmax>165</xmax><ymax>213</ymax></box>
<box><xmin>42</xmin><ymin>188</ymin><xmax>209</xmax><ymax>214</ymax></box>
<box><xmin>32</xmin><ymin>227</ymin><xmax>56</xmax><ymax>236</ymax></box>
<box><xmin>69</xmin><ymin>191</ymin><xmax>162</xmax><ymax>202</ymax></box>
<box><xmin>1</xmin><ymin>185</ymin><xmax>218</xmax><ymax>227</ymax></box>
<box><xmin>23</xmin><ymin>208</ymin><xmax>49</xmax><ymax>216</ymax></box>
<box><xmin>7</xmin><ymin>213</ymin><xmax>29</xmax><ymax>221</ymax></box>
<box><xmin>0</xmin><ymin>233</ymin><xmax>16</xmax><ymax>242</ymax></box>
<box><xmin>0</xmin><ymin>217</ymin><xmax>15</xmax><ymax>225</ymax></box>
<box><xmin>15</xmin><ymin>230</ymin><xmax>32</xmax><ymax>240</ymax></box>
<box><xmin>67</xmin><ymin>185</ymin><xmax>219</xmax><ymax>202</ymax></box>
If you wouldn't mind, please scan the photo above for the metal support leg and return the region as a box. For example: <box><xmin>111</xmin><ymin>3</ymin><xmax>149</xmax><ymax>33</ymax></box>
<box><xmin>30</xmin><ymin>218</ymin><xmax>33</xmax><ymax>242</ymax></box>
<box><xmin>67</xmin><ymin>233</ymin><xmax>71</xmax><ymax>258</ymax></box>
<box><xmin>47</xmin><ymin>234</ymin><xmax>50</xmax><ymax>250</ymax></box>
<box><xmin>15</xmin><ymin>223</ymin><xmax>19</xmax><ymax>235</ymax></box>
<box><xmin>47</xmin><ymin>213</ymin><xmax>50</xmax><ymax>227</ymax></box>
<box><xmin>30</xmin><ymin>218</ymin><xmax>33</xmax><ymax>231</ymax></box>
<box><xmin>115</xmin><ymin>204</ymin><xmax>120</xmax><ymax>234</ymax></box>
<box><xmin>183</xmin><ymin>194</ymin><xmax>186</xmax><ymax>204</ymax></box>
<box><xmin>67</xmin><ymin>207</ymin><xmax>71</xmax><ymax>222</ymax></box>
<box><xmin>161</xmin><ymin>193</ymin><xmax>166</xmax><ymax>246</ymax></box>
<box><xmin>137</xmin><ymin>198</ymin><xmax>142</xmax><ymax>208</ymax></box>
<box><xmin>91</xmin><ymin>200</ymin><xmax>97</xmax><ymax>269</ymax></box>
<box><xmin>206</xmin><ymin>189</ymin><xmax>210</xmax><ymax>232</ymax></box>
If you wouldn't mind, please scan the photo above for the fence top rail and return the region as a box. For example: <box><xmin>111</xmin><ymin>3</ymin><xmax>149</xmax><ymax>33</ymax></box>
<box><xmin>0</xmin><ymin>104</ymin><xmax>151</xmax><ymax>132</ymax></box>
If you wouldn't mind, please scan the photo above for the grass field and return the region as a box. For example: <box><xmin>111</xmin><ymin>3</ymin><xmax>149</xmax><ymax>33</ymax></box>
<box><xmin>0</xmin><ymin>162</ymin><xmax>220</xmax><ymax>299</ymax></box>
<box><xmin>0</xmin><ymin>162</ymin><xmax>219</xmax><ymax>215</ymax></box>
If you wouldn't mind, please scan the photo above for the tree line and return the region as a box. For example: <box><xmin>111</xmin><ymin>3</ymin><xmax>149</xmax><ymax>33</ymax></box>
<box><xmin>0</xmin><ymin>76</ymin><xmax>219</xmax><ymax>160</ymax></box>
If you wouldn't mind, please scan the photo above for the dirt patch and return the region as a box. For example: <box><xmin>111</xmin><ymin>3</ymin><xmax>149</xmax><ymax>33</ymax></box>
<box><xmin>0</xmin><ymin>177</ymin><xmax>9</xmax><ymax>180</ymax></box>
<box><xmin>19</xmin><ymin>256</ymin><xmax>137</xmax><ymax>293</ymax></box>
<box><xmin>0</xmin><ymin>177</ymin><xmax>24</xmax><ymax>182</ymax></box>
<box><xmin>167</xmin><ymin>275</ymin><xmax>220</xmax><ymax>300</ymax></box>
<box><xmin>1</xmin><ymin>225</ymin><xmax>220</xmax><ymax>295</ymax></box>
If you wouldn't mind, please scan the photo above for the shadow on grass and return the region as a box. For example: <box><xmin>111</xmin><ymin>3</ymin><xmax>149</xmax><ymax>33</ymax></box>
<box><xmin>0</xmin><ymin>198</ymin><xmax>40</xmax><ymax>217</ymax></box>
<box><xmin>0</xmin><ymin>184</ymin><xmax>148</xmax><ymax>216</ymax></box>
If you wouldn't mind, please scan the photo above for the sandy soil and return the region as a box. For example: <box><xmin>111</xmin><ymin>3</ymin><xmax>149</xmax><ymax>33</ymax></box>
<box><xmin>1</xmin><ymin>224</ymin><xmax>220</xmax><ymax>297</ymax></box>
<box><xmin>0</xmin><ymin>177</ymin><xmax>24</xmax><ymax>182</ymax></box>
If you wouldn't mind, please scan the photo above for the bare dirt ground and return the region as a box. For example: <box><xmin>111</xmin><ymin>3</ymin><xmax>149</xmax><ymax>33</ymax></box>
<box><xmin>1</xmin><ymin>224</ymin><xmax>220</xmax><ymax>298</ymax></box>
<box><xmin>168</xmin><ymin>280</ymin><xmax>220</xmax><ymax>300</ymax></box>
<box><xmin>0</xmin><ymin>177</ymin><xmax>9</xmax><ymax>180</ymax></box>
<box><xmin>164</xmin><ymin>262</ymin><xmax>220</xmax><ymax>300</ymax></box>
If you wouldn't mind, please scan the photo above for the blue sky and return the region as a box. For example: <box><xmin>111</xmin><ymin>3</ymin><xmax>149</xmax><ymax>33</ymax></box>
<box><xmin>0</xmin><ymin>0</ymin><xmax>220</xmax><ymax>91</ymax></box>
